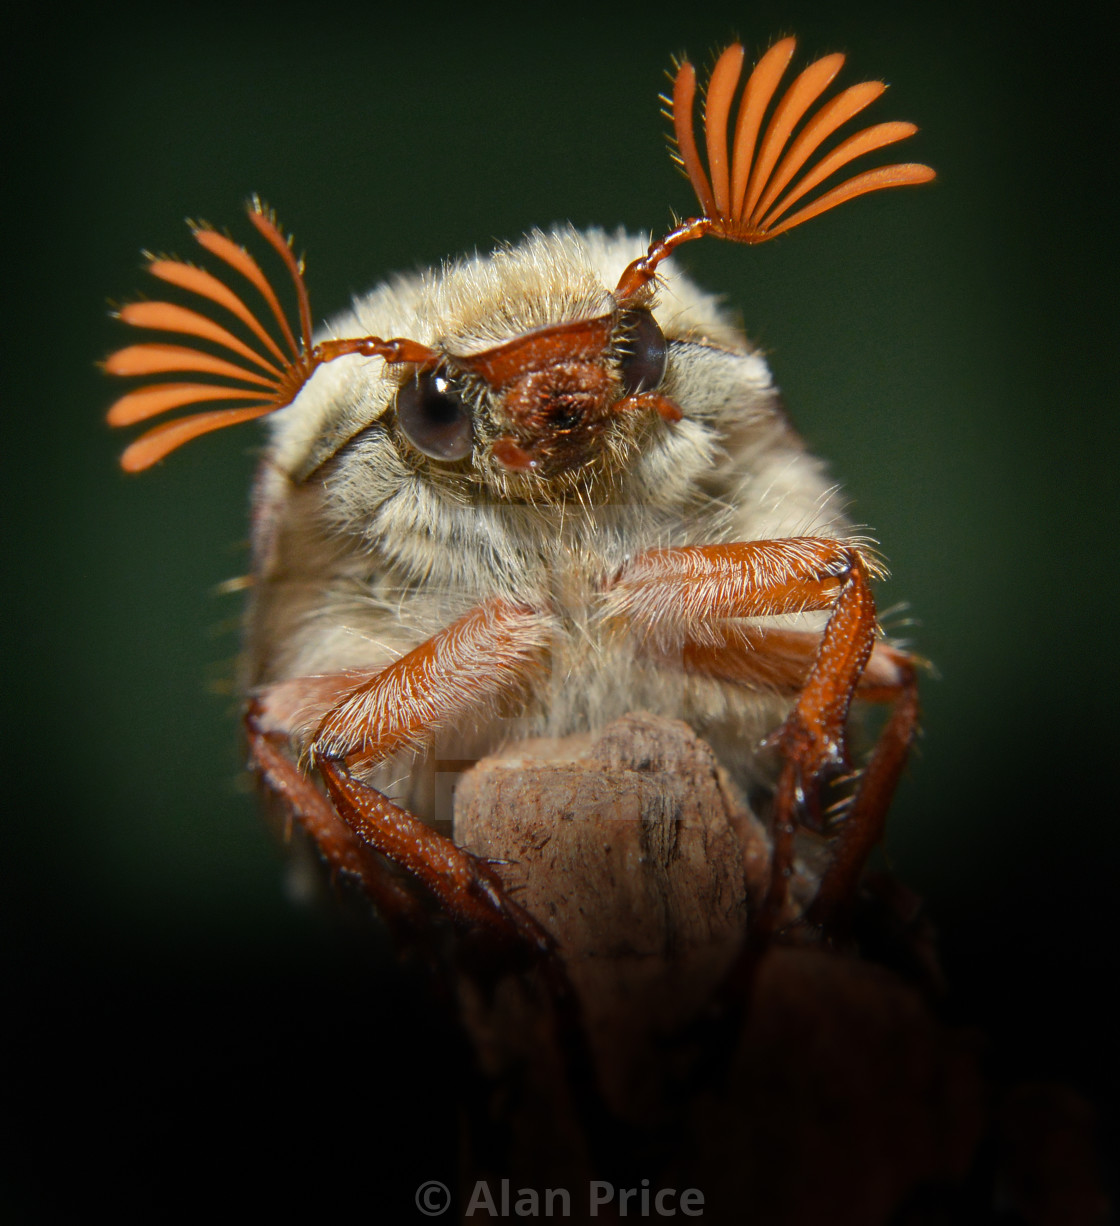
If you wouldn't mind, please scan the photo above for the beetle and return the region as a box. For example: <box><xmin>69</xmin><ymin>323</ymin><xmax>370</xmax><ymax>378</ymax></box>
<box><xmin>105</xmin><ymin>39</ymin><xmax>932</xmax><ymax>951</ymax></box>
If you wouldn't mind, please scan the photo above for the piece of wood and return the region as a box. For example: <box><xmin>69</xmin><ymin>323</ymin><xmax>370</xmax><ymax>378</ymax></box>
<box><xmin>456</xmin><ymin>711</ymin><xmax>769</xmax><ymax>1119</ymax></box>
<box><xmin>452</xmin><ymin>713</ymin><xmax>989</xmax><ymax>1223</ymax></box>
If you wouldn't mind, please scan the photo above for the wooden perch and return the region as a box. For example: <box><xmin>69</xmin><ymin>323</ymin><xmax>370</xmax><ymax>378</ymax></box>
<box><xmin>451</xmin><ymin>713</ymin><xmax>990</xmax><ymax>1223</ymax></box>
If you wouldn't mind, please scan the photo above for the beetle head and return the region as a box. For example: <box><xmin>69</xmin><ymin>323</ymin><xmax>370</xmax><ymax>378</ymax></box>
<box><xmin>105</xmin><ymin>39</ymin><xmax>933</xmax><ymax>477</ymax></box>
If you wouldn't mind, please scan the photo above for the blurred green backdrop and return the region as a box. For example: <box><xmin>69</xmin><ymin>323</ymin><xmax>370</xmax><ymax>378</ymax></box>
<box><xmin>5</xmin><ymin>0</ymin><xmax>1117</xmax><ymax>1212</ymax></box>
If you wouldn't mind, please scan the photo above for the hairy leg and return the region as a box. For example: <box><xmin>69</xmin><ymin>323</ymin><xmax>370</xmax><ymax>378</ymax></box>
<box><xmin>609</xmin><ymin>539</ymin><xmax>913</xmax><ymax>926</ymax></box>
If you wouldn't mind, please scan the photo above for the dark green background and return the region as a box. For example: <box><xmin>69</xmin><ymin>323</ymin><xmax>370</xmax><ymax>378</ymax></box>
<box><xmin>5</xmin><ymin>0</ymin><xmax>1117</xmax><ymax>1214</ymax></box>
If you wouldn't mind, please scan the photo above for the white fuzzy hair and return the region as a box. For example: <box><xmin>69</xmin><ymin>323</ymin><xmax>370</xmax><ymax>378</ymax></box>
<box><xmin>245</xmin><ymin>227</ymin><xmax>861</xmax><ymax>820</ymax></box>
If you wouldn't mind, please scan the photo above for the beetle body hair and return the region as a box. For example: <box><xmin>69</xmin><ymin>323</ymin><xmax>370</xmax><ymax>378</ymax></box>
<box><xmin>246</xmin><ymin>227</ymin><xmax>854</xmax><ymax>822</ymax></box>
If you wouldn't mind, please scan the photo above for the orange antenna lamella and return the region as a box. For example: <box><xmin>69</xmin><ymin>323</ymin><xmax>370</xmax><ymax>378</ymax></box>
<box><xmin>105</xmin><ymin>198</ymin><xmax>436</xmax><ymax>471</ymax></box>
<box><xmin>614</xmin><ymin>38</ymin><xmax>935</xmax><ymax>300</ymax></box>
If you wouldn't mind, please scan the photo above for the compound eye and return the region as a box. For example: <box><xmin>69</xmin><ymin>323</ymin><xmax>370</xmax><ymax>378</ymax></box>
<box><xmin>617</xmin><ymin>308</ymin><xmax>667</xmax><ymax>396</ymax></box>
<box><xmin>395</xmin><ymin>370</ymin><xmax>473</xmax><ymax>461</ymax></box>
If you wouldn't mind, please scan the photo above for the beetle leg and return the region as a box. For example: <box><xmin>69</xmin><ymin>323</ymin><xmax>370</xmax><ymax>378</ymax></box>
<box><xmin>608</xmin><ymin>539</ymin><xmax>903</xmax><ymax>925</ymax></box>
<box><xmin>673</xmin><ymin>624</ymin><xmax>904</xmax><ymax>699</ymax></box>
<box><xmin>807</xmin><ymin>649</ymin><xmax>919</xmax><ymax>926</ymax></box>
<box><xmin>668</xmin><ymin>625</ymin><xmax>920</xmax><ymax>924</ymax></box>
<box><xmin>246</xmin><ymin>701</ymin><xmax>430</xmax><ymax>940</ymax></box>
<box><xmin>307</xmin><ymin>598</ymin><xmax>558</xmax><ymax>951</ymax></box>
